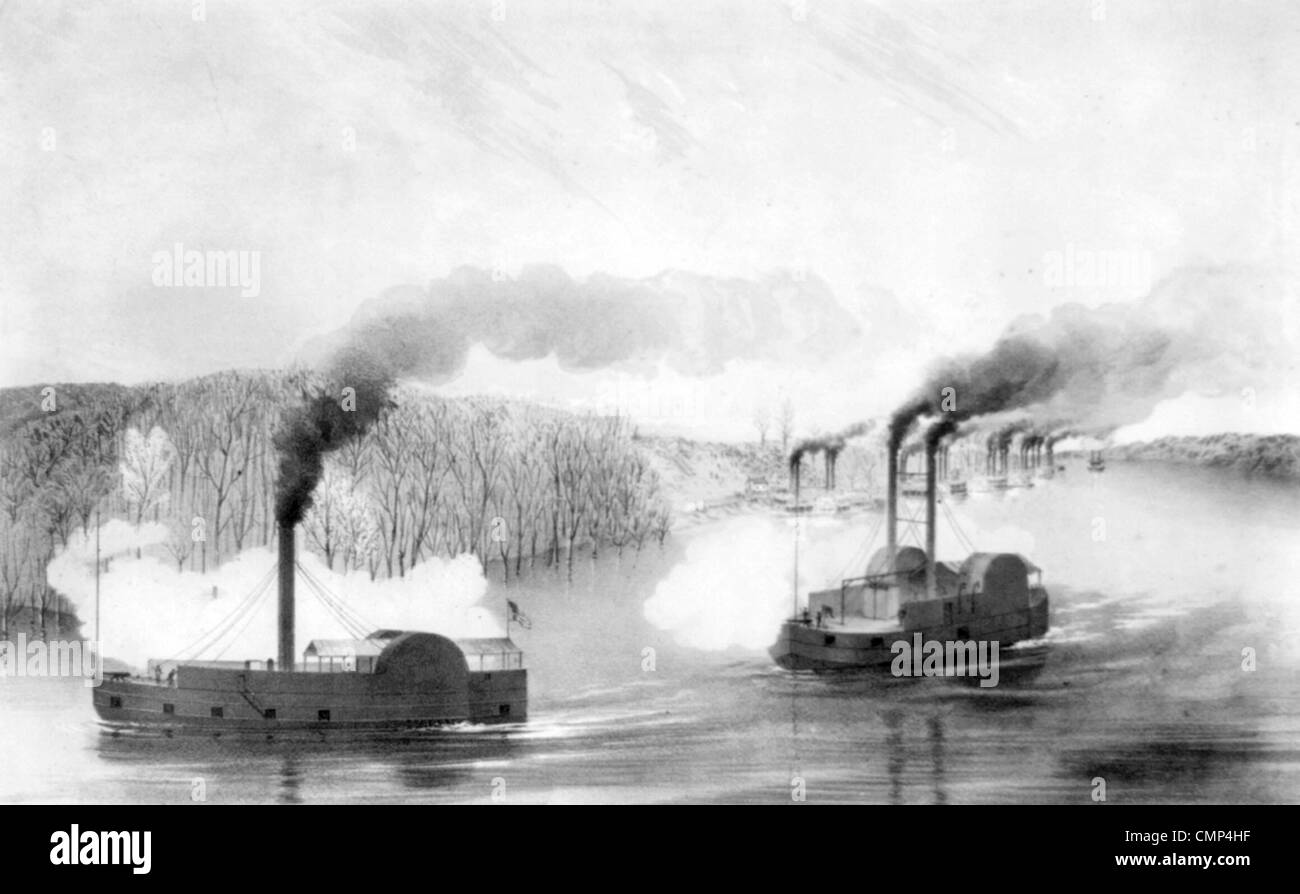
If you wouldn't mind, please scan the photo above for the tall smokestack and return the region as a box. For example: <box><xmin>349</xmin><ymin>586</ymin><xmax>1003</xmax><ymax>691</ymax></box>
<box><xmin>923</xmin><ymin>420</ymin><xmax>956</xmax><ymax>601</ymax></box>
<box><xmin>278</xmin><ymin>524</ymin><xmax>295</xmax><ymax>671</ymax></box>
<box><xmin>886</xmin><ymin>445</ymin><xmax>898</xmax><ymax>571</ymax></box>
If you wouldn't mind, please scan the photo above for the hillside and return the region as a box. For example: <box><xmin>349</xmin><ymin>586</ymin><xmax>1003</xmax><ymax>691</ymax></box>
<box><xmin>1109</xmin><ymin>434</ymin><xmax>1300</xmax><ymax>479</ymax></box>
<box><xmin>637</xmin><ymin>436</ymin><xmax>787</xmax><ymax>507</ymax></box>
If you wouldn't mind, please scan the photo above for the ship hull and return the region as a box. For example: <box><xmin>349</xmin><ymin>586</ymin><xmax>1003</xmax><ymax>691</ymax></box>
<box><xmin>93</xmin><ymin>665</ymin><xmax>526</xmax><ymax>735</ymax></box>
<box><xmin>770</xmin><ymin>599</ymin><xmax>1049</xmax><ymax>672</ymax></box>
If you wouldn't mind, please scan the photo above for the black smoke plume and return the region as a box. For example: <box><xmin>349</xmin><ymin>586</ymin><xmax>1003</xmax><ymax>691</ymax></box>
<box><xmin>279</xmin><ymin>264</ymin><xmax>859</xmax><ymax>525</ymax></box>
<box><xmin>889</xmin><ymin>265</ymin><xmax>1294</xmax><ymax>445</ymax></box>
<box><xmin>275</xmin><ymin>349</ymin><xmax>396</xmax><ymax>526</ymax></box>
<box><xmin>926</xmin><ymin>417</ymin><xmax>959</xmax><ymax>449</ymax></box>
<box><xmin>788</xmin><ymin>420</ymin><xmax>875</xmax><ymax>469</ymax></box>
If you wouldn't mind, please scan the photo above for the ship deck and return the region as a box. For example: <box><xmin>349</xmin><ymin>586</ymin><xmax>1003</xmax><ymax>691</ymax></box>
<box><xmin>789</xmin><ymin>616</ymin><xmax>900</xmax><ymax>635</ymax></box>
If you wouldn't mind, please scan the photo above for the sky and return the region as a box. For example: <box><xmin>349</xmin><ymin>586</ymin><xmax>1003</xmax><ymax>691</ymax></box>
<box><xmin>1</xmin><ymin>0</ymin><xmax>1296</xmax><ymax>440</ymax></box>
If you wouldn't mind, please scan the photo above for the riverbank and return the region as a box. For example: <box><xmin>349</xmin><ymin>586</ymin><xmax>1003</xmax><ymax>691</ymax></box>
<box><xmin>1107</xmin><ymin>433</ymin><xmax>1300</xmax><ymax>479</ymax></box>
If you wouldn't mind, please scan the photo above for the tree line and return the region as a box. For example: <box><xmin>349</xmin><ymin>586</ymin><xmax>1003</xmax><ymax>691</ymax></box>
<box><xmin>0</xmin><ymin>371</ymin><xmax>672</xmax><ymax>638</ymax></box>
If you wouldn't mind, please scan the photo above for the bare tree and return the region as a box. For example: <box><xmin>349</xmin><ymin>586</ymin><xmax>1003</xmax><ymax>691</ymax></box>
<box><xmin>752</xmin><ymin>406</ymin><xmax>770</xmax><ymax>446</ymax></box>
<box><xmin>502</xmin><ymin>424</ymin><xmax>546</xmax><ymax>577</ymax></box>
<box><xmin>448</xmin><ymin>401</ymin><xmax>507</xmax><ymax>572</ymax></box>
<box><xmin>371</xmin><ymin>406</ymin><xmax>415</xmax><ymax>577</ymax></box>
<box><xmin>192</xmin><ymin>374</ymin><xmax>264</xmax><ymax>569</ymax></box>
<box><xmin>0</xmin><ymin>515</ymin><xmax>32</xmax><ymax>638</ymax></box>
<box><xmin>778</xmin><ymin>399</ymin><xmax>796</xmax><ymax>454</ymax></box>
<box><xmin>163</xmin><ymin>517</ymin><xmax>194</xmax><ymax>572</ymax></box>
<box><xmin>405</xmin><ymin>402</ymin><xmax>451</xmax><ymax>567</ymax></box>
<box><xmin>120</xmin><ymin>426</ymin><xmax>176</xmax><ymax>525</ymax></box>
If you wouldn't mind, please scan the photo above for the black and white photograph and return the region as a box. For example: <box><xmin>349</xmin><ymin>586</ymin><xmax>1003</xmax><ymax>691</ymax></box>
<box><xmin>0</xmin><ymin>0</ymin><xmax>1295</xmax><ymax>844</ymax></box>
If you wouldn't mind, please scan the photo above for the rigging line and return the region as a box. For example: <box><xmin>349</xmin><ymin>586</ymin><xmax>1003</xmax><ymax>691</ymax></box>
<box><xmin>296</xmin><ymin>565</ymin><xmax>372</xmax><ymax>639</ymax></box>
<box><xmin>296</xmin><ymin>562</ymin><xmax>375</xmax><ymax>636</ymax></box>
<box><xmin>301</xmin><ymin>565</ymin><xmax>379</xmax><ymax>637</ymax></box>
<box><xmin>192</xmin><ymin>569</ymin><xmax>274</xmax><ymax>660</ymax></box>
<box><xmin>192</xmin><ymin>570</ymin><xmax>275</xmax><ymax>660</ymax></box>
<box><xmin>836</xmin><ymin>510</ymin><xmax>884</xmax><ymax>581</ymax></box>
<box><xmin>305</xmin><ymin>580</ymin><xmax>368</xmax><ymax>641</ymax></box>
<box><xmin>946</xmin><ymin>499</ymin><xmax>977</xmax><ymax>553</ymax></box>
<box><xmin>306</xmin><ymin>578</ymin><xmax>370</xmax><ymax>642</ymax></box>
<box><xmin>211</xmin><ymin>577</ymin><xmax>275</xmax><ymax>660</ymax></box>
<box><xmin>942</xmin><ymin>499</ymin><xmax>977</xmax><ymax>554</ymax></box>
<box><xmin>170</xmin><ymin>565</ymin><xmax>275</xmax><ymax>661</ymax></box>
<box><xmin>939</xmin><ymin>499</ymin><xmax>965</xmax><ymax>552</ymax></box>
<box><xmin>294</xmin><ymin>568</ymin><xmax>362</xmax><ymax>637</ymax></box>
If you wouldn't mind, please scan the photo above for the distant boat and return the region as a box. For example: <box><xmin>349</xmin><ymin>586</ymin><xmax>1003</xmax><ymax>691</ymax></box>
<box><xmin>900</xmin><ymin>472</ymin><xmax>928</xmax><ymax>497</ymax></box>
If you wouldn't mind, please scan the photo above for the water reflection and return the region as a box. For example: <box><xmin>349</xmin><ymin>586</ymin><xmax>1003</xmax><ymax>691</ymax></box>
<box><xmin>880</xmin><ymin>709</ymin><xmax>948</xmax><ymax>805</ymax></box>
<box><xmin>94</xmin><ymin>727</ymin><xmax>522</xmax><ymax>803</ymax></box>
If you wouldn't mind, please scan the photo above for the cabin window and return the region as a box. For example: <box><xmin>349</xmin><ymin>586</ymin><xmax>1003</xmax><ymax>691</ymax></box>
<box><xmin>210</xmin><ymin>707</ymin><xmax>223</xmax><ymax>718</ymax></box>
<box><xmin>957</xmin><ymin>626</ymin><xmax>970</xmax><ymax>640</ymax></box>
<box><xmin>162</xmin><ymin>703</ymin><xmax>175</xmax><ymax>714</ymax></box>
<box><xmin>871</xmin><ymin>637</ymin><xmax>884</xmax><ymax>648</ymax></box>
<box><xmin>318</xmin><ymin>710</ymin><xmax>331</xmax><ymax>722</ymax></box>
<box><xmin>823</xmin><ymin>635</ymin><xmax>836</xmax><ymax>646</ymax></box>
<box><xmin>263</xmin><ymin>708</ymin><xmax>277</xmax><ymax>720</ymax></box>
<box><xmin>109</xmin><ymin>696</ymin><xmax>122</xmax><ymax>709</ymax></box>
<box><xmin>944</xmin><ymin>602</ymin><xmax>954</xmax><ymax>624</ymax></box>
<box><xmin>499</xmin><ymin>704</ymin><xmax>510</xmax><ymax>716</ymax></box>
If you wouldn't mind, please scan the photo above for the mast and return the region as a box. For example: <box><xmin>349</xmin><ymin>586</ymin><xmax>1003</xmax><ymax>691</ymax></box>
<box><xmin>925</xmin><ymin>437</ymin><xmax>938</xmax><ymax>602</ymax></box>
<box><xmin>791</xmin><ymin>515</ymin><xmax>800</xmax><ymax>619</ymax></box>
<box><xmin>94</xmin><ymin>507</ymin><xmax>101</xmax><ymax>647</ymax></box>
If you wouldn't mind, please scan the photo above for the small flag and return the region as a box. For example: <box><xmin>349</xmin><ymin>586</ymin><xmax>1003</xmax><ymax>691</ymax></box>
<box><xmin>507</xmin><ymin>600</ymin><xmax>533</xmax><ymax>630</ymax></box>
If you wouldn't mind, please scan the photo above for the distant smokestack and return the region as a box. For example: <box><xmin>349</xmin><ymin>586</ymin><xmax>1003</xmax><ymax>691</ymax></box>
<box><xmin>278</xmin><ymin>524</ymin><xmax>295</xmax><ymax>671</ymax></box>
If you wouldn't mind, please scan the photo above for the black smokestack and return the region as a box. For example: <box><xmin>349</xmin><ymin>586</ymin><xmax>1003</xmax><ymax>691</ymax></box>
<box><xmin>278</xmin><ymin>524</ymin><xmax>295</xmax><ymax>669</ymax></box>
<box><xmin>1046</xmin><ymin>429</ymin><xmax>1074</xmax><ymax>466</ymax></box>
<box><xmin>788</xmin><ymin>420</ymin><xmax>875</xmax><ymax>494</ymax></box>
<box><xmin>924</xmin><ymin>419</ymin><xmax>957</xmax><ymax>600</ymax></box>
<box><xmin>885</xmin><ymin>413</ymin><xmax>919</xmax><ymax>572</ymax></box>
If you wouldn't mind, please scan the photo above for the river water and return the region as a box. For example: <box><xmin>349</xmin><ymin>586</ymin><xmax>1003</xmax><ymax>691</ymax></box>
<box><xmin>3</xmin><ymin>458</ymin><xmax>1299</xmax><ymax>804</ymax></box>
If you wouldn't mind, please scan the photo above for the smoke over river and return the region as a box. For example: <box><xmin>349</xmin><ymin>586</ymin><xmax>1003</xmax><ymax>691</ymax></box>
<box><xmin>643</xmin><ymin>508</ymin><xmax>1036</xmax><ymax>651</ymax></box>
<box><xmin>47</xmin><ymin>521</ymin><xmax>499</xmax><ymax>668</ymax></box>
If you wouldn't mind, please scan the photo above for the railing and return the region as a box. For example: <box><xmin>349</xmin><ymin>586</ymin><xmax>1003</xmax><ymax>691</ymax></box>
<box><xmin>466</xmin><ymin>652</ymin><xmax>524</xmax><ymax>672</ymax></box>
<box><xmin>300</xmin><ymin>656</ymin><xmax>377</xmax><ymax>674</ymax></box>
